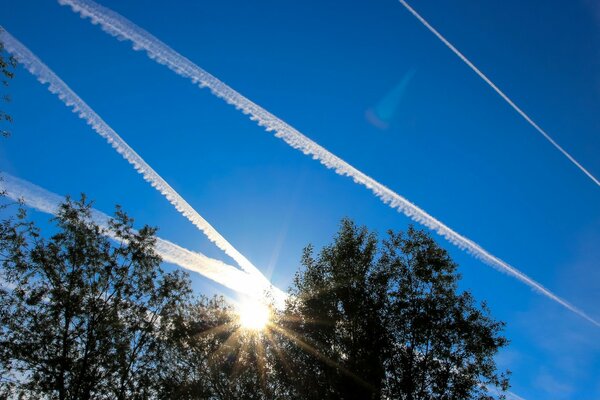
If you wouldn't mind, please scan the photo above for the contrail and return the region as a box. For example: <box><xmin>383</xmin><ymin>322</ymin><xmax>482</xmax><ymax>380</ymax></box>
<box><xmin>57</xmin><ymin>0</ymin><xmax>600</xmax><ymax>327</ymax></box>
<box><xmin>0</xmin><ymin>28</ymin><xmax>268</xmax><ymax>285</ymax></box>
<box><xmin>485</xmin><ymin>383</ymin><xmax>526</xmax><ymax>400</ymax></box>
<box><xmin>396</xmin><ymin>0</ymin><xmax>599</xmax><ymax>187</ymax></box>
<box><xmin>0</xmin><ymin>173</ymin><xmax>287</xmax><ymax>302</ymax></box>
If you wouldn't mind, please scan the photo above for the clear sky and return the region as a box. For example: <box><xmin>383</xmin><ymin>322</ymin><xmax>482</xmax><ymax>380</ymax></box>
<box><xmin>1</xmin><ymin>0</ymin><xmax>599</xmax><ymax>397</ymax></box>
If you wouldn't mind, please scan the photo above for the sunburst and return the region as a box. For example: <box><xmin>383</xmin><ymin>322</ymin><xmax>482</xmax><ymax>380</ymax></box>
<box><xmin>238</xmin><ymin>299</ymin><xmax>271</xmax><ymax>331</ymax></box>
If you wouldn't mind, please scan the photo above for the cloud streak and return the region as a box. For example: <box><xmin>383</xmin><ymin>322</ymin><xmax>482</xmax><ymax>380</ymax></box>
<box><xmin>0</xmin><ymin>173</ymin><xmax>286</xmax><ymax>302</ymax></box>
<box><xmin>56</xmin><ymin>0</ymin><xmax>600</xmax><ymax>327</ymax></box>
<box><xmin>397</xmin><ymin>0</ymin><xmax>599</xmax><ymax>187</ymax></box>
<box><xmin>0</xmin><ymin>28</ymin><xmax>268</xmax><ymax>285</ymax></box>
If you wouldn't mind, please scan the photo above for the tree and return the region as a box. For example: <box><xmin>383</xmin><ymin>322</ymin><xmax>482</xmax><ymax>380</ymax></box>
<box><xmin>0</xmin><ymin>30</ymin><xmax>16</xmax><ymax>138</ymax></box>
<box><xmin>281</xmin><ymin>219</ymin><xmax>510</xmax><ymax>400</ymax></box>
<box><xmin>378</xmin><ymin>226</ymin><xmax>510</xmax><ymax>399</ymax></box>
<box><xmin>0</xmin><ymin>196</ymin><xmax>191</xmax><ymax>399</ymax></box>
<box><xmin>158</xmin><ymin>297</ymin><xmax>282</xmax><ymax>400</ymax></box>
<box><xmin>281</xmin><ymin>219</ymin><xmax>388</xmax><ymax>400</ymax></box>
<box><xmin>0</xmin><ymin>196</ymin><xmax>511</xmax><ymax>400</ymax></box>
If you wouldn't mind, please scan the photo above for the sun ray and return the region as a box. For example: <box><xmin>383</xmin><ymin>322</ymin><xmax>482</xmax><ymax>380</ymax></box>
<box><xmin>269</xmin><ymin>324</ymin><xmax>374</xmax><ymax>391</ymax></box>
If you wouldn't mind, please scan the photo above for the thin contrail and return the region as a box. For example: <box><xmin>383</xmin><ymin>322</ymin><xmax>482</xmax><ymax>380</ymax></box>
<box><xmin>485</xmin><ymin>384</ymin><xmax>526</xmax><ymax>400</ymax></box>
<box><xmin>397</xmin><ymin>0</ymin><xmax>599</xmax><ymax>187</ymax></box>
<box><xmin>0</xmin><ymin>28</ymin><xmax>268</xmax><ymax>285</ymax></box>
<box><xmin>57</xmin><ymin>0</ymin><xmax>600</xmax><ymax>327</ymax></box>
<box><xmin>0</xmin><ymin>173</ymin><xmax>287</xmax><ymax>302</ymax></box>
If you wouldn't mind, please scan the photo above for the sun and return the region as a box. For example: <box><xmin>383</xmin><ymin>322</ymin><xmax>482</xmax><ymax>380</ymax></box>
<box><xmin>238</xmin><ymin>299</ymin><xmax>271</xmax><ymax>331</ymax></box>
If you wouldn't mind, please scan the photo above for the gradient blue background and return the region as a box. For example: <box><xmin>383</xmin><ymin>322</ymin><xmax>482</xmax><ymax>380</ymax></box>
<box><xmin>1</xmin><ymin>0</ymin><xmax>599</xmax><ymax>398</ymax></box>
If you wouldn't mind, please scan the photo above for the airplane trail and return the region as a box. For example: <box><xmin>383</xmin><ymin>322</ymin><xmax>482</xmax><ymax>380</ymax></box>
<box><xmin>0</xmin><ymin>173</ymin><xmax>286</xmax><ymax>302</ymax></box>
<box><xmin>57</xmin><ymin>0</ymin><xmax>600</xmax><ymax>327</ymax></box>
<box><xmin>396</xmin><ymin>0</ymin><xmax>599</xmax><ymax>187</ymax></box>
<box><xmin>0</xmin><ymin>28</ymin><xmax>268</xmax><ymax>285</ymax></box>
<box><xmin>487</xmin><ymin>386</ymin><xmax>526</xmax><ymax>400</ymax></box>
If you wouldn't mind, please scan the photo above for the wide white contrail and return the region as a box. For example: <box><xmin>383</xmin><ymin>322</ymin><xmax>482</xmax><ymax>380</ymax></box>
<box><xmin>0</xmin><ymin>173</ymin><xmax>287</xmax><ymax>302</ymax></box>
<box><xmin>56</xmin><ymin>0</ymin><xmax>600</xmax><ymax>327</ymax></box>
<box><xmin>396</xmin><ymin>0</ymin><xmax>599</xmax><ymax>187</ymax></box>
<box><xmin>0</xmin><ymin>28</ymin><xmax>269</xmax><ymax>285</ymax></box>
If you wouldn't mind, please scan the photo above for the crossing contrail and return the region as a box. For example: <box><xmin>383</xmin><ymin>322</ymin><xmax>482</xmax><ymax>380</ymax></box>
<box><xmin>0</xmin><ymin>173</ymin><xmax>286</xmax><ymax>302</ymax></box>
<box><xmin>0</xmin><ymin>28</ymin><xmax>269</xmax><ymax>286</ymax></box>
<box><xmin>396</xmin><ymin>0</ymin><xmax>599</xmax><ymax>187</ymax></box>
<box><xmin>56</xmin><ymin>0</ymin><xmax>600</xmax><ymax>327</ymax></box>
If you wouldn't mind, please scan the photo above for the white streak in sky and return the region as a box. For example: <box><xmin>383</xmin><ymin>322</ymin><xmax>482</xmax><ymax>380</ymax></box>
<box><xmin>397</xmin><ymin>0</ymin><xmax>599</xmax><ymax>187</ymax></box>
<box><xmin>0</xmin><ymin>173</ymin><xmax>287</xmax><ymax>303</ymax></box>
<box><xmin>486</xmin><ymin>385</ymin><xmax>526</xmax><ymax>400</ymax></box>
<box><xmin>57</xmin><ymin>0</ymin><xmax>600</xmax><ymax>327</ymax></box>
<box><xmin>0</xmin><ymin>28</ymin><xmax>268</xmax><ymax>285</ymax></box>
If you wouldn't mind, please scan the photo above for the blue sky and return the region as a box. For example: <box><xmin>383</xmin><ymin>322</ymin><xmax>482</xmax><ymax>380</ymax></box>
<box><xmin>2</xmin><ymin>0</ymin><xmax>599</xmax><ymax>397</ymax></box>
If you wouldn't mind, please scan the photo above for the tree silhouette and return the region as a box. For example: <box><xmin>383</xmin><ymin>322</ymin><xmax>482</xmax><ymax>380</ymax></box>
<box><xmin>378</xmin><ymin>226</ymin><xmax>510</xmax><ymax>399</ymax></box>
<box><xmin>0</xmin><ymin>30</ymin><xmax>16</xmax><ymax>138</ymax></box>
<box><xmin>0</xmin><ymin>197</ymin><xmax>510</xmax><ymax>400</ymax></box>
<box><xmin>0</xmin><ymin>197</ymin><xmax>191</xmax><ymax>399</ymax></box>
<box><xmin>280</xmin><ymin>219</ymin><xmax>387</xmax><ymax>399</ymax></box>
<box><xmin>279</xmin><ymin>219</ymin><xmax>510</xmax><ymax>400</ymax></box>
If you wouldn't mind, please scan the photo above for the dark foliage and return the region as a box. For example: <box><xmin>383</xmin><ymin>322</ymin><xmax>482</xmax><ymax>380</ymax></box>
<box><xmin>281</xmin><ymin>220</ymin><xmax>387</xmax><ymax>400</ymax></box>
<box><xmin>0</xmin><ymin>197</ymin><xmax>191</xmax><ymax>399</ymax></box>
<box><xmin>0</xmin><ymin>194</ymin><xmax>510</xmax><ymax>400</ymax></box>
<box><xmin>0</xmin><ymin>30</ymin><xmax>16</xmax><ymax>138</ymax></box>
<box><xmin>280</xmin><ymin>219</ymin><xmax>510</xmax><ymax>400</ymax></box>
<box><xmin>157</xmin><ymin>297</ymin><xmax>281</xmax><ymax>400</ymax></box>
